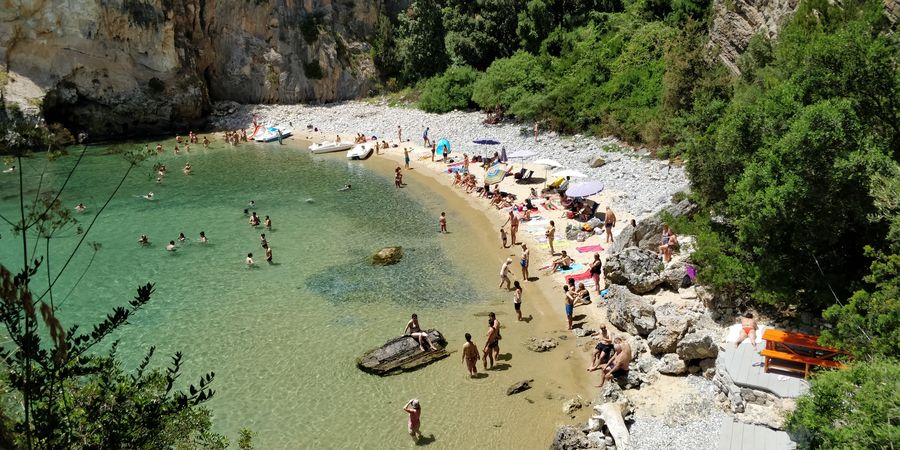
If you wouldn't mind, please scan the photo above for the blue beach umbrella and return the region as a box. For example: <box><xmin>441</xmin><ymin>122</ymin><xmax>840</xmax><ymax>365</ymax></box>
<box><xmin>565</xmin><ymin>181</ymin><xmax>605</xmax><ymax>198</ymax></box>
<box><xmin>436</xmin><ymin>138</ymin><xmax>451</xmax><ymax>156</ymax></box>
<box><xmin>484</xmin><ymin>163</ymin><xmax>508</xmax><ymax>185</ymax></box>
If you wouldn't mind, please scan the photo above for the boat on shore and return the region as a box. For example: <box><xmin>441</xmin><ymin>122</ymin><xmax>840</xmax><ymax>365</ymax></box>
<box><xmin>310</xmin><ymin>141</ymin><xmax>353</xmax><ymax>154</ymax></box>
<box><xmin>347</xmin><ymin>142</ymin><xmax>376</xmax><ymax>160</ymax></box>
<box><xmin>254</xmin><ymin>126</ymin><xmax>293</xmax><ymax>143</ymax></box>
<box><xmin>357</xmin><ymin>329</ymin><xmax>449</xmax><ymax>376</ymax></box>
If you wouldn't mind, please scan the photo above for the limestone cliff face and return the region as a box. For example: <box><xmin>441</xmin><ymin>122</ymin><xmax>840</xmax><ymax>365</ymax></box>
<box><xmin>0</xmin><ymin>0</ymin><xmax>381</xmax><ymax>138</ymax></box>
<box><xmin>709</xmin><ymin>0</ymin><xmax>799</xmax><ymax>74</ymax></box>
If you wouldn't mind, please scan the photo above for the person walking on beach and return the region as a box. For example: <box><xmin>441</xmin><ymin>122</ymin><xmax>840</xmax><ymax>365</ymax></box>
<box><xmin>439</xmin><ymin>212</ymin><xmax>448</xmax><ymax>233</ymax></box>
<box><xmin>403</xmin><ymin>399</ymin><xmax>423</xmax><ymax>443</ymax></box>
<box><xmin>533</xmin><ymin>122</ymin><xmax>539</xmax><ymax>142</ymax></box>
<box><xmin>483</xmin><ymin>318</ymin><xmax>500</xmax><ymax>370</ymax></box>
<box><xmin>404</xmin><ymin>147</ymin><xmax>410</xmax><ymax>169</ymax></box>
<box><xmin>499</xmin><ymin>258</ymin><xmax>513</xmax><ymax>290</ymax></box>
<box><xmin>512</xmin><ymin>281</ymin><xmax>523</xmax><ymax>321</ymax></box>
<box><xmin>397</xmin><ymin>125</ymin><xmax>403</xmax><ymax>143</ymax></box>
<box><xmin>462</xmin><ymin>333</ymin><xmax>479</xmax><ymax>377</ymax></box>
<box><xmin>404</xmin><ymin>314</ymin><xmax>437</xmax><ymax>352</ymax></box>
<box><xmin>563</xmin><ymin>285</ymin><xmax>575</xmax><ymax>330</ymax></box>
<box><xmin>423</xmin><ymin>127</ymin><xmax>430</xmax><ymax>147</ymax></box>
<box><xmin>604</xmin><ymin>207</ymin><xmax>617</xmax><ymax>243</ymax></box>
<box><xmin>503</xmin><ymin>210</ymin><xmax>519</xmax><ymax>246</ymax></box>
<box><xmin>735</xmin><ymin>312</ymin><xmax>759</xmax><ymax>350</ymax></box>
<box><xmin>520</xmin><ymin>243</ymin><xmax>530</xmax><ymax>281</ymax></box>
<box><xmin>546</xmin><ymin>220</ymin><xmax>557</xmax><ymax>255</ymax></box>
<box><xmin>590</xmin><ymin>253</ymin><xmax>604</xmax><ymax>296</ymax></box>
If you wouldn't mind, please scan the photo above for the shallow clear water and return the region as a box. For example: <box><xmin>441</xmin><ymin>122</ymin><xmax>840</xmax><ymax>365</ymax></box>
<box><xmin>0</xmin><ymin>140</ymin><xmax>583</xmax><ymax>449</ymax></box>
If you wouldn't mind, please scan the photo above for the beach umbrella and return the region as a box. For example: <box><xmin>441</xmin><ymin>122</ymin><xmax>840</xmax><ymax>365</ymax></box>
<box><xmin>533</xmin><ymin>158</ymin><xmax>563</xmax><ymax>183</ymax></box>
<box><xmin>533</xmin><ymin>158</ymin><xmax>563</xmax><ymax>168</ymax></box>
<box><xmin>473</xmin><ymin>139</ymin><xmax>501</xmax><ymax>145</ymax></box>
<box><xmin>507</xmin><ymin>149</ymin><xmax>537</xmax><ymax>159</ymax></box>
<box><xmin>436</xmin><ymin>138</ymin><xmax>451</xmax><ymax>158</ymax></box>
<box><xmin>565</xmin><ymin>181</ymin><xmax>604</xmax><ymax>198</ymax></box>
<box><xmin>484</xmin><ymin>163</ymin><xmax>508</xmax><ymax>185</ymax></box>
<box><xmin>551</xmin><ymin>169</ymin><xmax>588</xmax><ymax>178</ymax></box>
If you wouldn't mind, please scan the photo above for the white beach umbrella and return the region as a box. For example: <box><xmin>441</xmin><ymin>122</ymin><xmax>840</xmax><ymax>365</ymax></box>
<box><xmin>507</xmin><ymin>149</ymin><xmax>537</xmax><ymax>159</ymax></box>
<box><xmin>551</xmin><ymin>169</ymin><xmax>588</xmax><ymax>178</ymax></box>
<box><xmin>532</xmin><ymin>158</ymin><xmax>563</xmax><ymax>168</ymax></box>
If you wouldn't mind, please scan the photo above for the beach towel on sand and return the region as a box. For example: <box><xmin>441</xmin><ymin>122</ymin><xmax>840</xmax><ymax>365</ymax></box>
<box><xmin>557</xmin><ymin>263</ymin><xmax>584</xmax><ymax>274</ymax></box>
<box><xmin>565</xmin><ymin>270</ymin><xmax>592</xmax><ymax>282</ymax></box>
<box><xmin>576</xmin><ymin>244</ymin><xmax>604</xmax><ymax>253</ymax></box>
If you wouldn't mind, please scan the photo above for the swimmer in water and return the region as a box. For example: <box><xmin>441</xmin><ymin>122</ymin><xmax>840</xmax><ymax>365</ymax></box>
<box><xmin>144</xmin><ymin>192</ymin><xmax>154</xmax><ymax>200</ymax></box>
<box><xmin>265</xmin><ymin>246</ymin><xmax>273</xmax><ymax>263</ymax></box>
<box><xmin>75</xmin><ymin>203</ymin><xmax>86</xmax><ymax>213</ymax></box>
<box><xmin>178</xmin><ymin>232</ymin><xmax>186</xmax><ymax>243</ymax></box>
<box><xmin>339</xmin><ymin>184</ymin><xmax>351</xmax><ymax>191</ymax></box>
<box><xmin>246</xmin><ymin>253</ymin><xmax>254</xmax><ymax>266</ymax></box>
<box><xmin>249</xmin><ymin>212</ymin><xmax>260</xmax><ymax>226</ymax></box>
<box><xmin>264</xmin><ymin>215</ymin><xmax>272</xmax><ymax>230</ymax></box>
<box><xmin>243</xmin><ymin>208</ymin><xmax>249</xmax><ymax>216</ymax></box>
<box><xmin>248</xmin><ymin>200</ymin><xmax>256</xmax><ymax>208</ymax></box>
<box><xmin>138</xmin><ymin>234</ymin><xmax>149</xmax><ymax>246</ymax></box>
<box><xmin>166</xmin><ymin>241</ymin><xmax>177</xmax><ymax>252</ymax></box>
<box><xmin>199</xmin><ymin>231</ymin><xmax>208</xmax><ymax>243</ymax></box>
<box><xmin>202</xmin><ymin>136</ymin><xmax>209</xmax><ymax>148</ymax></box>
<box><xmin>183</xmin><ymin>163</ymin><xmax>192</xmax><ymax>174</ymax></box>
<box><xmin>260</xmin><ymin>233</ymin><xmax>268</xmax><ymax>248</ymax></box>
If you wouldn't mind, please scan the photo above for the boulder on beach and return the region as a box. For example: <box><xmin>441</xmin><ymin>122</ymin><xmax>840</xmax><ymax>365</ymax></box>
<box><xmin>676</xmin><ymin>330</ymin><xmax>719</xmax><ymax>361</ymax></box>
<box><xmin>371</xmin><ymin>246</ymin><xmax>403</xmax><ymax>265</ymax></box>
<box><xmin>507</xmin><ymin>379</ymin><xmax>535</xmax><ymax>396</ymax></box>
<box><xmin>357</xmin><ymin>329</ymin><xmax>448</xmax><ymax>375</ymax></box>
<box><xmin>605</xmin><ymin>285</ymin><xmax>657</xmax><ymax>336</ymax></box>
<box><xmin>603</xmin><ymin>247</ymin><xmax>664</xmax><ymax>294</ymax></box>
<box><xmin>550</xmin><ymin>425</ymin><xmax>592</xmax><ymax>450</ymax></box>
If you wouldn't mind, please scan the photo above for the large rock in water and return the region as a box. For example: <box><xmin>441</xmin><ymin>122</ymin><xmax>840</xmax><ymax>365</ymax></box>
<box><xmin>603</xmin><ymin>247</ymin><xmax>665</xmax><ymax>294</ymax></box>
<box><xmin>606</xmin><ymin>285</ymin><xmax>657</xmax><ymax>336</ymax></box>
<box><xmin>357</xmin><ymin>330</ymin><xmax>448</xmax><ymax>376</ymax></box>
<box><xmin>371</xmin><ymin>246</ymin><xmax>403</xmax><ymax>265</ymax></box>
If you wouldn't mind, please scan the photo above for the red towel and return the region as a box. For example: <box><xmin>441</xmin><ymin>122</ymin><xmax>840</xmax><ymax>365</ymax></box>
<box><xmin>566</xmin><ymin>270</ymin><xmax>592</xmax><ymax>282</ymax></box>
<box><xmin>576</xmin><ymin>245</ymin><xmax>604</xmax><ymax>253</ymax></box>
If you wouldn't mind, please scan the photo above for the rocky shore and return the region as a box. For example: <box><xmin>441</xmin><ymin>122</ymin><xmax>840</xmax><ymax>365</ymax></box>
<box><xmin>208</xmin><ymin>100</ymin><xmax>690</xmax><ymax>217</ymax></box>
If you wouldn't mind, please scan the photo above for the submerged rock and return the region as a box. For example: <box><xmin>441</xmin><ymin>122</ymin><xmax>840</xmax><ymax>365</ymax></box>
<box><xmin>526</xmin><ymin>337</ymin><xmax>559</xmax><ymax>352</ymax></box>
<box><xmin>371</xmin><ymin>246</ymin><xmax>403</xmax><ymax>265</ymax></box>
<box><xmin>507</xmin><ymin>379</ymin><xmax>535</xmax><ymax>395</ymax></box>
<box><xmin>357</xmin><ymin>329</ymin><xmax>448</xmax><ymax>376</ymax></box>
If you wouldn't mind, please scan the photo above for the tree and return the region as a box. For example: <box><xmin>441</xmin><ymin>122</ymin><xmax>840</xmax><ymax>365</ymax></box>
<box><xmin>787</xmin><ymin>358</ymin><xmax>900</xmax><ymax>449</ymax></box>
<box><xmin>418</xmin><ymin>66</ymin><xmax>481</xmax><ymax>113</ymax></box>
<box><xmin>394</xmin><ymin>0</ymin><xmax>448</xmax><ymax>83</ymax></box>
<box><xmin>471</xmin><ymin>51</ymin><xmax>549</xmax><ymax>118</ymax></box>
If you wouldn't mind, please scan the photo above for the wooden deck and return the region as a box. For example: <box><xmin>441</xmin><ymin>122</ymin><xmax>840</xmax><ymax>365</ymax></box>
<box><xmin>719</xmin><ymin>342</ymin><xmax>810</xmax><ymax>398</ymax></box>
<box><xmin>718</xmin><ymin>419</ymin><xmax>796</xmax><ymax>450</ymax></box>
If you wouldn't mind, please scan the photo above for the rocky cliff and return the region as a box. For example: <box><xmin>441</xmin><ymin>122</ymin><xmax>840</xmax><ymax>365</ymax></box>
<box><xmin>709</xmin><ymin>0</ymin><xmax>799</xmax><ymax>74</ymax></box>
<box><xmin>0</xmin><ymin>0</ymin><xmax>381</xmax><ymax>138</ymax></box>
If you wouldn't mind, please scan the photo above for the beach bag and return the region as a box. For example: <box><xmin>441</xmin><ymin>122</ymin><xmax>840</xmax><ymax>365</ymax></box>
<box><xmin>582</xmin><ymin>223</ymin><xmax>594</xmax><ymax>232</ymax></box>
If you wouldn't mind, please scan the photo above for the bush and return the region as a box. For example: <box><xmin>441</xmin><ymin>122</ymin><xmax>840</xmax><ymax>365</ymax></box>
<box><xmin>418</xmin><ymin>66</ymin><xmax>480</xmax><ymax>113</ymax></box>
<box><xmin>788</xmin><ymin>358</ymin><xmax>900</xmax><ymax>449</ymax></box>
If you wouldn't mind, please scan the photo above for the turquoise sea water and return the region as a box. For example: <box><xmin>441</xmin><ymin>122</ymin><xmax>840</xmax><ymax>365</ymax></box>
<box><xmin>0</xmin><ymin>140</ymin><xmax>572</xmax><ymax>449</ymax></box>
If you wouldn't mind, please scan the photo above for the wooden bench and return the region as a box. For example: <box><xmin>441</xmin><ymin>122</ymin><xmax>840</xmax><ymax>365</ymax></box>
<box><xmin>761</xmin><ymin>349</ymin><xmax>847</xmax><ymax>379</ymax></box>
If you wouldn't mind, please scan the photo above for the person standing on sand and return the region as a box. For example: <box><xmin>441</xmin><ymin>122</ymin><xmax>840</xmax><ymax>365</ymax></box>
<box><xmin>394</xmin><ymin>167</ymin><xmax>404</xmax><ymax>188</ymax></box>
<box><xmin>597</xmin><ymin>337</ymin><xmax>632</xmax><ymax>388</ymax></box>
<box><xmin>403</xmin><ymin>399</ymin><xmax>423</xmax><ymax>443</ymax></box>
<box><xmin>423</xmin><ymin>127</ymin><xmax>430</xmax><ymax>147</ymax></box>
<box><xmin>439</xmin><ymin>212</ymin><xmax>448</xmax><ymax>233</ymax></box>
<box><xmin>512</xmin><ymin>281</ymin><xmax>523</xmax><ymax>321</ymax></box>
<box><xmin>483</xmin><ymin>318</ymin><xmax>500</xmax><ymax>370</ymax></box>
<box><xmin>463</xmin><ymin>153</ymin><xmax>469</xmax><ymax>172</ymax></box>
<box><xmin>430</xmin><ymin>141</ymin><xmax>436</xmax><ymax>162</ymax></box>
<box><xmin>546</xmin><ymin>220</ymin><xmax>557</xmax><ymax>255</ymax></box>
<box><xmin>404</xmin><ymin>148</ymin><xmax>410</xmax><ymax>169</ymax></box>
<box><xmin>533</xmin><ymin>122</ymin><xmax>539</xmax><ymax>142</ymax></box>
<box><xmin>520</xmin><ymin>243</ymin><xmax>530</xmax><ymax>281</ymax></box>
<box><xmin>502</xmin><ymin>210</ymin><xmax>519</xmax><ymax>245</ymax></box>
<box><xmin>604</xmin><ymin>207</ymin><xmax>617</xmax><ymax>243</ymax></box>
<box><xmin>462</xmin><ymin>333</ymin><xmax>479</xmax><ymax>377</ymax></box>
<box><xmin>590</xmin><ymin>253</ymin><xmax>604</xmax><ymax>296</ymax></box>
<box><xmin>499</xmin><ymin>258</ymin><xmax>513</xmax><ymax>290</ymax></box>
<box><xmin>735</xmin><ymin>312</ymin><xmax>759</xmax><ymax>350</ymax></box>
<box><xmin>563</xmin><ymin>285</ymin><xmax>575</xmax><ymax>330</ymax></box>
<box><xmin>500</xmin><ymin>228</ymin><xmax>508</xmax><ymax>248</ymax></box>
<box><xmin>397</xmin><ymin>125</ymin><xmax>403</xmax><ymax>143</ymax></box>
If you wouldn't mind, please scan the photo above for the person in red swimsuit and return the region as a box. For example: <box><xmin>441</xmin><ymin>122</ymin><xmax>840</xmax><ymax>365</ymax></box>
<box><xmin>735</xmin><ymin>312</ymin><xmax>759</xmax><ymax>350</ymax></box>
